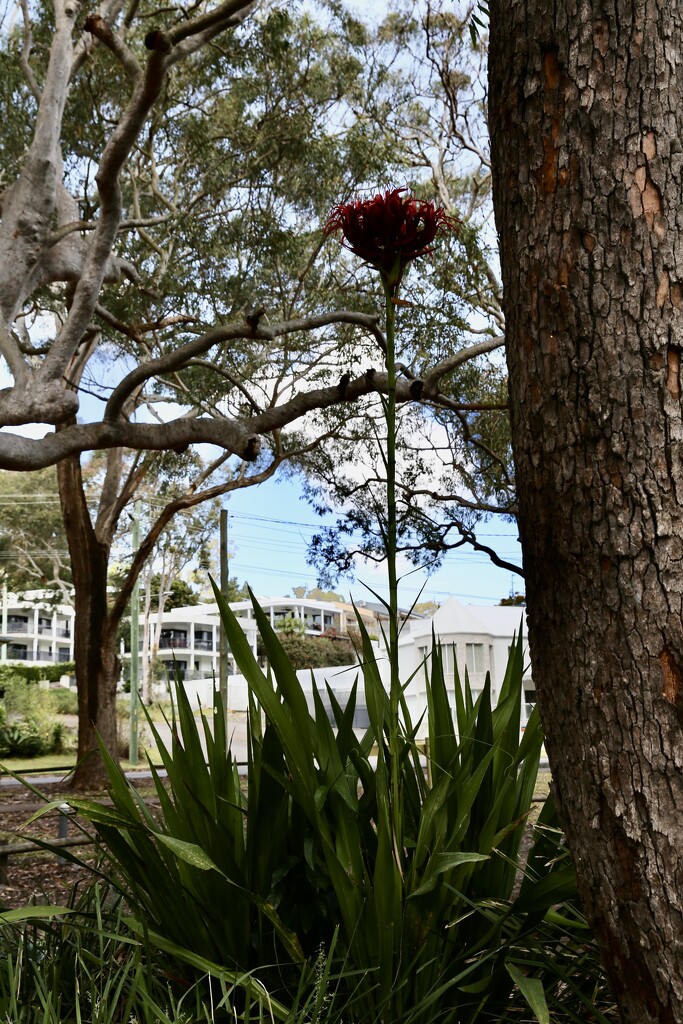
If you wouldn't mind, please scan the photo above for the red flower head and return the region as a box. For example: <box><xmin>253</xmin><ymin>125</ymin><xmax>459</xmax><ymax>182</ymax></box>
<box><xmin>324</xmin><ymin>187</ymin><xmax>457</xmax><ymax>290</ymax></box>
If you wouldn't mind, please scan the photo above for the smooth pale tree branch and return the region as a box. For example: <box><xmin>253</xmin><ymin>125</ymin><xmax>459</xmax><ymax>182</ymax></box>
<box><xmin>109</xmin><ymin>450</ymin><xmax>280</xmax><ymax>622</ymax></box>
<box><xmin>43</xmin><ymin>45</ymin><xmax>172</xmax><ymax>380</ymax></box>
<box><xmin>19</xmin><ymin>0</ymin><xmax>42</xmax><ymax>102</ymax></box>
<box><xmin>0</xmin><ymin>418</ymin><xmax>259</xmax><ymax>470</ymax></box>
<box><xmin>0</xmin><ymin>0</ymin><xmax>79</xmax><ymax>330</ymax></box>
<box><xmin>83</xmin><ymin>13</ymin><xmax>141</xmax><ymax>79</ymax></box>
<box><xmin>71</xmin><ymin>0</ymin><xmax>128</xmax><ymax>75</ymax></box>
<box><xmin>423</xmin><ymin>334</ymin><xmax>505</xmax><ymax>387</ymax></box>
<box><xmin>165</xmin><ymin>0</ymin><xmax>261</xmax><ymax>63</ymax></box>
<box><xmin>103</xmin><ymin>310</ymin><xmax>382</xmax><ymax>421</ymax></box>
<box><xmin>39</xmin><ymin>1</ymin><xmax>262</xmax><ymax>386</ymax></box>
<box><xmin>47</xmin><ymin>215</ymin><xmax>169</xmax><ymax>247</ymax></box>
<box><xmin>0</xmin><ymin>351</ymin><xmax>506</xmax><ymax>470</ymax></box>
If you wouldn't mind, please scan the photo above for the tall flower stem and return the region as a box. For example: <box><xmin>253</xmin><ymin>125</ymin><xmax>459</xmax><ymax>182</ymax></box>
<box><xmin>382</xmin><ymin>277</ymin><xmax>403</xmax><ymax>874</ymax></box>
<box><xmin>382</xmin><ymin>280</ymin><xmax>400</xmax><ymax>693</ymax></box>
<box><xmin>323</xmin><ymin>185</ymin><xmax>456</xmax><ymax>882</ymax></box>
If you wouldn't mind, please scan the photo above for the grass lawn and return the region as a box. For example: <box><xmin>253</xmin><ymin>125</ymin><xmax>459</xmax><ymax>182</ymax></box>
<box><xmin>535</xmin><ymin>768</ymin><xmax>552</xmax><ymax>798</ymax></box>
<box><xmin>0</xmin><ymin>750</ymin><xmax>164</xmax><ymax>776</ymax></box>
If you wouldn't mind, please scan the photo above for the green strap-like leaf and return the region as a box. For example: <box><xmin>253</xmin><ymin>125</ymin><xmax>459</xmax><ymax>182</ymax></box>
<box><xmin>506</xmin><ymin>963</ymin><xmax>550</xmax><ymax>1024</ymax></box>
<box><xmin>154</xmin><ymin>833</ymin><xmax>220</xmax><ymax>871</ymax></box>
<box><xmin>0</xmin><ymin>905</ymin><xmax>75</xmax><ymax>922</ymax></box>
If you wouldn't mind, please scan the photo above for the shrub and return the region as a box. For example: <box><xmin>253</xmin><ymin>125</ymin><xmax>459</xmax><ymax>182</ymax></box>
<box><xmin>261</xmin><ymin>632</ymin><xmax>356</xmax><ymax>669</ymax></box>
<box><xmin>44</xmin><ymin>590</ymin><xmax>615</xmax><ymax>1024</ymax></box>
<box><xmin>0</xmin><ymin>662</ymin><xmax>75</xmax><ymax>685</ymax></box>
<box><xmin>0</xmin><ymin>713</ymin><xmax>51</xmax><ymax>757</ymax></box>
<box><xmin>51</xmin><ymin>686</ymin><xmax>78</xmax><ymax>715</ymax></box>
<box><xmin>0</xmin><ymin>678</ymin><xmax>70</xmax><ymax>758</ymax></box>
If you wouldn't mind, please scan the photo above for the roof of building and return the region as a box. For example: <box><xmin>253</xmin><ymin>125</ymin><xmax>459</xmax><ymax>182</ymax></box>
<box><xmin>403</xmin><ymin>597</ymin><xmax>528</xmax><ymax>642</ymax></box>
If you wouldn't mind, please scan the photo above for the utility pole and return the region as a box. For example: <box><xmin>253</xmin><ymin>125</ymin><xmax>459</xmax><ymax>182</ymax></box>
<box><xmin>129</xmin><ymin>501</ymin><xmax>141</xmax><ymax>765</ymax></box>
<box><xmin>219</xmin><ymin>508</ymin><xmax>228</xmax><ymax>713</ymax></box>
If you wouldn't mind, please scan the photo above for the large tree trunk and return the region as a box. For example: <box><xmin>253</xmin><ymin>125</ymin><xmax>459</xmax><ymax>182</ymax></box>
<box><xmin>57</xmin><ymin>454</ymin><xmax>119</xmax><ymax>789</ymax></box>
<box><xmin>489</xmin><ymin>2</ymin><xmax>683</xmax><ymax>1021</ymax></box>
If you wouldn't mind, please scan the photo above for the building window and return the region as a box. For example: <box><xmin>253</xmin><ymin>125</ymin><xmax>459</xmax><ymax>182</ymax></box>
<box><xmin>465</xmin><ymin>643</ymin><xmax>484</xmax><ymax>674</ymax></box>
<box><xmin>194</xmin><ymin>629</ymin><xmax>213</xmax><ymax>651</ymax></box>
<box><xmin>442</xmin><ymin>644</ymin><xmax>457</xmax><ymax>676</ymax></box>
<box><xmin>160</xmin><ymin>630</ymin><xmax>188</xmax><ymax>649</ymax></box>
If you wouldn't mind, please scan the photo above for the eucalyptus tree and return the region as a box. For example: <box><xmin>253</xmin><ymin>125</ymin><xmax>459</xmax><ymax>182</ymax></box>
<box><xmin>490</xmin><ymin>0</ymin><xmax>683</xmax><ymax>1018</ymax></box>
<box><xmin>0</xmin><ymin>0</ymin><xmax>504</xmax><ymax>787</ymax></box>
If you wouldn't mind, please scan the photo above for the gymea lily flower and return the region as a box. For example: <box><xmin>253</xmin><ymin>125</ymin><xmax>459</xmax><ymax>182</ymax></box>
<box><xmin>325</xmin><ymin>187</ymin><xmax>456</xmax><ymax>875</ymax></box>
<box><xmin>324</xmin><ymin>187</ymin><xmax>457</xmax><ymax>291</ymax></box>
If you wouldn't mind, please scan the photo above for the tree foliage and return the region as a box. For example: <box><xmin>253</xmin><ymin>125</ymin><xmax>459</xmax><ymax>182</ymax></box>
<box><xmin>258</xmin><ymin>630</ymin><xmax>356</xmax><ymax>669</ymax></box>
<box><xmin>0</xmin><ymin>469</ymin><xmax>71</xmax><ymax>600</ymax></box>
<box><xmin>295</xmin><ymin>1</ymin><xmax>517</xmax><ymax>583</ymax></box>
<box><xmin>0</xmin><ymin>0</ymin><xmax>514</xmax><ymax>784</ymax></box>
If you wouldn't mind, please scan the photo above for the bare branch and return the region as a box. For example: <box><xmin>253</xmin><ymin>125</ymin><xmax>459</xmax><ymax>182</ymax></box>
<box><xmin>104</xmin><ymin>310</ymin><xmax>383</xmax><ymax>421</ymax></box>
<box><xmin>438</xmin><ymin>523</ymin><xmax>524</xmax><ymax>578</ymax></box>
<box><xmin>110</xmin><ymin>450</ymin><xmax>281</xmax><ymax>621</ymax></box>
<box><xmin>402</xmin><ymin>485</ymin><xmax>516</xmax><ymax>516</ymax></box>
<box><xmin>185</xmin><ymin>359</ymin><xmax>264</xmax><ymax>415</ymax></box>
<box><xmin>19</xmin><ymin>0</ymin><xmax>41</xmax><ymax>102</ymax></box>
<box><xmin>46</xmin><ymin>215</ymin><xmax>169</xmax><ymax>248</ymax></box>
<box><xmin>423</xmin><ymin>334</ymin><xmax>505</xmax><ymax>387</ymax></box>
<box><xmin>83</xmin><ymin>13</ymin><xmax>141</xmax><ymax>80</ymax></box>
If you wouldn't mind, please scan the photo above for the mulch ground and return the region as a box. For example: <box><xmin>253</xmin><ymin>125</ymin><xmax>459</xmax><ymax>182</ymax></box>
<box><xmin>0</xmin><ymin>781</ymin><xmax>140</xmax><ymax>911</ymax></box>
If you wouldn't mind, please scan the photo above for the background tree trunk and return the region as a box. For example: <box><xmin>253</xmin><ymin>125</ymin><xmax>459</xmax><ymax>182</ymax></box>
<box><xmin>58</xmin><ymin>454</ymin><xmax>118</xmax><ymax>789</ymax></box>
<box><xmin>489</xmin><ymin>2</ymin><xmax>683</xmax><ymax>1021</ymax></box>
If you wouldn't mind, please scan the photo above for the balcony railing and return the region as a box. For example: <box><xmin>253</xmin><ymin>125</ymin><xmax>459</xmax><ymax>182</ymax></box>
<box><xmin>6</xmin><ymin>646</ymin><xmax>28</xmax><ymax>659</ymax></box>
<box><xmin>6</xmin><ymin>649</ymin><xmax>57</xmax><ymax>663</ymax></box>
<box><xmin>56</xmin><ymin>627</ymin><xmax>71</xmax><ymax>638</ymax></box>
<box><xmin>7</xmin><ymin>622</ymin><xmax>29</xmax><ymax>634</ymax></box>
<box><xmin>193</xmin><ymin>639</ymin><xmax>213</xmax><ymax>651</ymax></box>
<box><xmin>159</xmin><ymin>637</ymin><xmax>189</xmax><ymax>650</ymax></box>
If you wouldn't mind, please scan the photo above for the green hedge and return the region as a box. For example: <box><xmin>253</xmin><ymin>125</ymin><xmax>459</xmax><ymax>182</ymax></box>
<box><xmin>0</xmin><ymin>661</ymin><xmax>75</xmax><ymax>683</ymax></box>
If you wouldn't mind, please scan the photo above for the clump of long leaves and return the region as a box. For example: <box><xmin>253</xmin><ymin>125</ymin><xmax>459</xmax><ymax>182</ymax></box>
<box><xmin>26</xmin><ymin>587</ymin><xmax>615</xmax><ymax>1024</ymax></box>
<box><xmin>0</xmin><ymin>879</ymin><xmax>290</xmax><ymax>1024</ymax></box>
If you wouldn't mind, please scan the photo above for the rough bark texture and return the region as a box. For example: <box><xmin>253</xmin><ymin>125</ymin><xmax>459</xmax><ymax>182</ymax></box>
<box><xmin>489</xmin><ymin>2</ymin><xmax>683</xmax><ymax>1021</ymax></box>
<box><xmin>57</xmin><ymin>454</ymin><xmax>118</xmax><ymax>790</ymax></box>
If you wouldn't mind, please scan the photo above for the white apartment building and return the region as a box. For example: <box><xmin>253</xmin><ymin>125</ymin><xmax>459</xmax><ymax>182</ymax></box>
<box><xmin>122</xmin><ymin>595</ymin><xmax>379</xmax><ymax>684</ymax></box>
<box><xmin>0</xmin><ymin>591</ymin><xmax>535</xmax><ymax>736</ymax></box>
<box><xmin>395</xmin><ymin>597</ymin><xmax>534</xmax><ymax>733</ymax></box>
<box><xmin>123</xmin><ymin>602</ymin><xmax>258</xmax><ymax>682</ymax></box>
<box><xmin>229</xmin><ymin>596</ymin><xmax>378</xmax><ymax>638</ymax></box>
<box><xmin>0</xmin><ymin>589</ymin><xmax>75</xmax><ymax>667</ymax></box>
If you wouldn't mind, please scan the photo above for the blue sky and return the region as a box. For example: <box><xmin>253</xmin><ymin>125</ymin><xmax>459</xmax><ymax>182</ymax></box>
<box><xmin>223</xmin><ymin>474</ymin><xmax>523</xmax><ymax>607</ymax></box>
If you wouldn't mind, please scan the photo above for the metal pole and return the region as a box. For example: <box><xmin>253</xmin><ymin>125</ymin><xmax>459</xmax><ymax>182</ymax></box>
<box><xmin>219</xmin><ymin>508</ymin><xmax>228</xmax><ymax>713</ymax></box>
<box><xmin>1</xmin><ymin>585</ymin><xmax>6</xmax><ymax>663</ymax></box>
<box><xmin>129</xmin><ymin>502</ymin><xmax>140</xmax><ymax>765</ymax></box>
